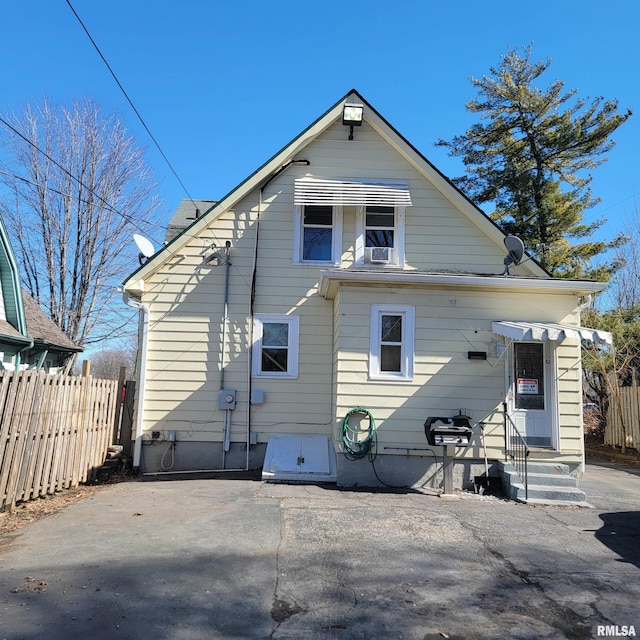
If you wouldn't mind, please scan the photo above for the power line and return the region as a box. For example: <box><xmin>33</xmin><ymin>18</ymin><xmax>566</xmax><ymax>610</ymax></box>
<box><xmin>61</xmin><ymin>1</ymin><xmax>251</xmax><ymax>281</ymax></box>
<box><xmin>0</xmin><ymin>119</ymin><xmax>251</xmax><ymax>286</ymax></box>
<box><xmin>65</xmin><ymin>0</ymin><xmax>199</xmax><ymax>211</ymax></box>
<box><xmin>0</xmin><ymin>116</ymin><xmax>152</xmax><ymax>236</ymax></box>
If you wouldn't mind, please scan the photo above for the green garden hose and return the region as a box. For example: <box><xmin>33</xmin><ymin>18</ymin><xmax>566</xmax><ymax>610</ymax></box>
<box><xmin>341</xmin><ymin>407</ymin><xmax>376</xmax><ymax>461</ymax></box>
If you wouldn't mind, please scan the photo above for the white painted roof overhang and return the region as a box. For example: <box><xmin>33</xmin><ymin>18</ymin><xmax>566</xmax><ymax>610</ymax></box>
<box><xmin>492</xmin><ymin>321</ymin><xmax>612</xmax><ymax>345</ymax></box>
<box><xmin>318</xmin><ymin>269</ymin><xmax>608</xmax><ymax>300</ymax></box>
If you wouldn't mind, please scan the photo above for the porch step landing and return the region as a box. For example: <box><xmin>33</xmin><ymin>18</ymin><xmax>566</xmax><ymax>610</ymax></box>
<box><xmin>498</xmin><ymin>461</ymin><xmax>592</xmax><ymax>507</ymax></box>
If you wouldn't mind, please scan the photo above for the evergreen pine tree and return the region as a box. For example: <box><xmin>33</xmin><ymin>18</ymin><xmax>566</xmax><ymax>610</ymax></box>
<box><xmin>436</xmin><ymin>46</ymin><xmax>631</xmax><ymax>278</ymax></box>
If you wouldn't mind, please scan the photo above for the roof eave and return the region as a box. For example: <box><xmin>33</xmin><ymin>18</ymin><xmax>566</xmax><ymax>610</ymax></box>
<box><xmin>318</xmin><ymin>269</ymin><xmax>607</xmax><ymax>299</ymax></box>
<box><xmin>123</xmin><ymin>91</ymin><xmax>357</xmax><ymax>291</ymax></box>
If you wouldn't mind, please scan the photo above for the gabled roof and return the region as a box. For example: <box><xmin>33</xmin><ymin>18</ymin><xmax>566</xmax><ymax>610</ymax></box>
<box><xmin>124</xmin><ymin>89</ymin><xmax>550</xmax><ymax>290</ymax></box>
<box><xmin>165</xmin><ymin>199</ymin><xmax>217</xmax><ymax>244</ymax></box>
<box><xmin>22</xmin><ymin>293</ymin><xmax>82</xmax><ymax>353</ymax></box>
<box><xmin>0</xmin><ymin>215</ymin><xmax>27</xmax><ymax>335</ymax></box>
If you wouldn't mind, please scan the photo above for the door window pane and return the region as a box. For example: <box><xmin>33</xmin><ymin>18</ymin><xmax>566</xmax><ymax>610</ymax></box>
<box><xmin>514</xmin><ymin>343</ymin><xmax>545</xmax><ymax>410</ymax></box>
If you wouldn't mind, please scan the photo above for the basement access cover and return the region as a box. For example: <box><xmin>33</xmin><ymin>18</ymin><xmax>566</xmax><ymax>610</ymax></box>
<box><xmin>262</xmin><ymin>435</ymin><xmax>337</xmax><ymax>483</ymax></box>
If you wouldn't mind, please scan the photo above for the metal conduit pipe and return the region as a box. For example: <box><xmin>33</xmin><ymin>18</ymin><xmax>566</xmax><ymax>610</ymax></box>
<box><xmin>247</xmin><ymin>159</ymin><xmax>310</xmax><ymax>470</ymax></box>
<box><xmin>123</xmin><ymin>292</ymin><xmax>149</xmax><ymax>470</ymax></box>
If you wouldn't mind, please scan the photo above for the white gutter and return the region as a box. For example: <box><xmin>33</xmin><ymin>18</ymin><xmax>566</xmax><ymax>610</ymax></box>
<box><xmin>318</xmin><ymin>269</ymin><xmax>608</xmax><ymax>299</ymax></box>
<box><xmin>123</xmin><ymin>292</ymin><xmax>149</xmax><ymax>470</ymax></box>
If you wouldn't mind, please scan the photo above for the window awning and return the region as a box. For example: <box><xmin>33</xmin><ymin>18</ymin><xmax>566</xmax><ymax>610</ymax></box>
<box><xmin>492</xmin><ymin>321</ymin><xmax>612</xmax><ymax>345</ymax></box>
<box><xmin>294</xmin><ymin>178</ymin><xmax>412</xmax><ymax>207</ymax></box>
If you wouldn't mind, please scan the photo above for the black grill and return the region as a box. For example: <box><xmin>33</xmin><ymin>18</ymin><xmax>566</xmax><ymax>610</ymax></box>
<box><xmin>424</xmin><ymin>416</ymin><xmax>472</xmax><ymax>446</ymax></box>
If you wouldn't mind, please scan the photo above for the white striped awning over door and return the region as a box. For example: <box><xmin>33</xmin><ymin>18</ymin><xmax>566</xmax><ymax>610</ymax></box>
<box><xmin>492</xmin><ymin>321</ymin><xmax>613</xmax><ymax>345</ymax></box>
<box><xmin>294</xmin><ymin>178</ymin><xmax>412</xmax><ymax>207</ymax></box>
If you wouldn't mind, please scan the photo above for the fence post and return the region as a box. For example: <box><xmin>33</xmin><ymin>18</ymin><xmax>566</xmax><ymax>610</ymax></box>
<box><xmin>112</xmin><ymin>366</ymin><xmax>126</xmax><ymax>445</ymax></box>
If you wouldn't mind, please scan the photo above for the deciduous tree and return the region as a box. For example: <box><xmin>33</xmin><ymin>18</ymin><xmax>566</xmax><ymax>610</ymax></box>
<box><xmin>0</xmin><ymin>97</ymin><xmax>160</xmax><ymax>350</ymax></box>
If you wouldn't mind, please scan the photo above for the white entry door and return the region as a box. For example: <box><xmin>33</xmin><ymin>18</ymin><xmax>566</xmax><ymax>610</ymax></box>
<box><xmin>511</xmin><ymin>342</ymin><xmax>555</xmax><ymax>448</ymax></box>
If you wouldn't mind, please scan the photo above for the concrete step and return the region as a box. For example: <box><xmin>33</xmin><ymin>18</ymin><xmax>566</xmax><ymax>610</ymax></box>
<box><xmin>497</xmin><ymin>460</ymin><xmax>590</xmax><ymax>506</ymax></box>
<box><xmin>522</xmin><ymin>472</ymin><xmax>578</xmax><ymax>488</ymax></box>
<box><xmin>523</xmin><ymin>462</ymin><xmax>571</xmax><ymax>475</ymax></box>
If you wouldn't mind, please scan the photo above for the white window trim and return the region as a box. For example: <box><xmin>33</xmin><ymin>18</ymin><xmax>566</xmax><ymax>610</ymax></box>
<box><xmin>292</xmin><ymin>205</ymin><xmax>342</xmax><ymax>266</ymax></box>
<box><xmin>355</xmin><ymin>205</ymin><xmax>405</xmax><ymax>266</ymax></box>
<box><xmin>369</xmin><ymin>305</ymin><xmax>414</xmax><ymax>380</ymax></box>
<box><xmin>252</xmin><ymin>315</ymin><xmax>300</xmax><ymax>379</ymax></box>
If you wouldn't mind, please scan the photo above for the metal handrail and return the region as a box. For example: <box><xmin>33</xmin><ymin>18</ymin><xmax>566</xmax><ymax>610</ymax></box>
<box><xmin>503</xmin><ymin>402</ymin><xmax>530</xmax><ymax>501</ymax></box>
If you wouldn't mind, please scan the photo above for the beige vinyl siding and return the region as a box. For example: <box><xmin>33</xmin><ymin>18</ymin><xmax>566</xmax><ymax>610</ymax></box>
<box><xmin>334</xmin><ymin>286</ymin><xmax>583</xmax><ymax>463</ymax></box>
<box><xmin>132</xmin><ymin>114</ymin><xmax>579</xmax><ymax>461</ymax></box>
<box><xmin>284</xmin><ymin>120</ymin><xmax>530</xmax><ymax>275</ymax></box>
<box><xmin>138</xmin><ymin>185</ymin><xmax>337</xmax><ymax>443</ymax></box>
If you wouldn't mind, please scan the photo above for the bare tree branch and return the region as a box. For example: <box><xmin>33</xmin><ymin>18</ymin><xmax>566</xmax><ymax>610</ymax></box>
<box><xmin>0</xmin><ymin>97</ymin><xmax>161</xmax><ymax>347</ymax></box>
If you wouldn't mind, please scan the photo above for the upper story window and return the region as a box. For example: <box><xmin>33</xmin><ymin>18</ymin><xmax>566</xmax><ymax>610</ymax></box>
<box><xmin>293</xmin><ymin>177</ymin><xmax>411</xmax><ymax>267</ymax></box>
<box><xmin>293</xmin><ymin>205</ymin><xmax>342</xmax><ymax>265</ymax></box>
<box><xmin>365</xmin><ymin>205</ymin><xmax>395</xmax><ymax>248</ymax></box>
<box><xmin>356</xmin><ymin>205</ymin><xmax>406</xmax><ymax>267</ymax></box>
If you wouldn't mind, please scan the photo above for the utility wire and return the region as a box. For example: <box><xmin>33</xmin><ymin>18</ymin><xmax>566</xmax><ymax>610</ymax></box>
<box><xmin>65</xmin><ymin>0</ymin><xmax>198</xmax><ymax>210</ymax></box>
<box><xmin>0</xmin><ymin>119</ymin><xmax>251</xmax><ymax>286</ymax></box>
<box><xmin>0</xmin><ymin>116</ymin><xmax>143</xmax><ymax>229</ymax></box>
<box><xmin>61</xmin><ymin>1</ymin><xmax>253</xmax><ymax>284</ymax></box>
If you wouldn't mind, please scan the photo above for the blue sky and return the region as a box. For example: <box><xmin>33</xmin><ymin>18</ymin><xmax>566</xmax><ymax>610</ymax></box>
<box><xmin>2</xmin><ymin>0</ymin><xmax>639</xmax><ymax>253</ymax></box>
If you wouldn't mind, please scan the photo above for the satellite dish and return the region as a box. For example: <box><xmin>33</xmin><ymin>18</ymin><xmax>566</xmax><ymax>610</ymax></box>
<box><xmin>502</xmin><ymin>236</ymin><xmax>525</xmax><ymax>275</ymax></box>
<box><xmin>133</xmin><ymin>234</ymin><xmax>155</xmax><ymax>265</ymax></box>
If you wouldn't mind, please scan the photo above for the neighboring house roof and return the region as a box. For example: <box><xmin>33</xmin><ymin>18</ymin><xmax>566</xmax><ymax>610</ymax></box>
<box><xmin>0</xmin><ymin>215</ymin><xmax>27</xmax><ymax>336</ymax></box>
<box><xmin>165</xmin><ymin>199</ymin><xmax>217</xmax><ymax>244</ymax></box>
<box><xmin>0</xmin><ymin>318</ymin><xmax>30</xmax><ymax>344</ymax></box>
<box><xmin>1</xmin><ymin>215</ymin><xmax>81</xmax><ymax>357</ymax></box>
<box><xmin>21</xmin><ymin>293</ymin><xmax>83</xmax><ymax>353</ymax></box>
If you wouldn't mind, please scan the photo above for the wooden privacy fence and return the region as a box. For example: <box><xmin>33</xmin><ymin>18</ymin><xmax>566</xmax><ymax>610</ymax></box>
<box><xmin>0</xmin><ymin>369</ymin><xmax>119</xmax><ymax>511</ymax></box>
<box><xmin>606</xmin><ymin>382</ymin><xmax>640</xmax><ymax>450</ymax></box>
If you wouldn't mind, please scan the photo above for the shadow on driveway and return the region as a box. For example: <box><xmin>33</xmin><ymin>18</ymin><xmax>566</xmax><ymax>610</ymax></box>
<box><xmin>596</xmin><ymin>511</ymin><xmax>640</xmax><ymax>568</ymax></box>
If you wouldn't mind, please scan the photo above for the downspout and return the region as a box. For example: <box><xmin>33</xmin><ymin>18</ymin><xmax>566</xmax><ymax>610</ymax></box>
<box><xmin>219</xmin><ymin>242</ymin><xmax>234</xmax><ymax>463</ymax></box>
<box><xmin>124</xmin><ymin>292</ymin><xmax>149</xmax><ymax>471</ymax></box>
<box><xmin>15</xmin><ymin>339</ymin><xmax>34</xmax><ymax>370</ymax></box>
<box><xmin>577</xmin><ymin>294</ymin><xmax>592</xmax><ymax>316</ymax></box>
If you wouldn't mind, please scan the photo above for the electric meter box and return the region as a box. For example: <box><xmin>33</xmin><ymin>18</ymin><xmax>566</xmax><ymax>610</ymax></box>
<box><xmin>218</xmin><ymin>389</ymin><xmax>237</xmax><ymax>410</ymax></box>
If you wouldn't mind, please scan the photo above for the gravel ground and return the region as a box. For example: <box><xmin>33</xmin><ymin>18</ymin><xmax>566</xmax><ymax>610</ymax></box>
<box><xmin>0</xmin><ymin>485</ymin><xmax>106</xmax><ymax>538</ymax></box>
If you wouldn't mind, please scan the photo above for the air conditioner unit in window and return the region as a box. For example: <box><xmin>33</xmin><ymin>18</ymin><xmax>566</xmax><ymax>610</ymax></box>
<box><xmin>368</xmin><ymin>246</ymin><xmax>392</xmax><ymax>263</ymax></box>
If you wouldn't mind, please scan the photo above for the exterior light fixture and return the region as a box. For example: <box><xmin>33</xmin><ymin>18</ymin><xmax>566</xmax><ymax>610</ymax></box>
<box><xmin>342</xmin><ymin>103</ymin><xmax>364</xmax><ymax>140</ymax></box>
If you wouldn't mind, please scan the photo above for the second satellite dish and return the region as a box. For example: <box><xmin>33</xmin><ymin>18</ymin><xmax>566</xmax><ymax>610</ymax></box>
<box><xmin>133</xmin><ymin>234</ymin><xmax>155</xmax><ymax>265</ymax></box>
<box><xmin>502</xmin><ymin>235</ymin><xmax>524</xmax><ymax>275</ymax></box>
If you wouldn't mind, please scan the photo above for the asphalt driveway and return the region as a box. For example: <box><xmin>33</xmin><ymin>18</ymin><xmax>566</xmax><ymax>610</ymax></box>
<box><xmin>1</xmin><ymin>462</ymin><xmax>639</xmax><ymax>640</ymax></box>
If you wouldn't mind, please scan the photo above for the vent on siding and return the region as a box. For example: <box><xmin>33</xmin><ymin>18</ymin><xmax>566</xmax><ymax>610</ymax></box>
<box><xmin>294</xmin><ymin>178</ymin><xmax>412</xmax><ymax>207</ymax></box>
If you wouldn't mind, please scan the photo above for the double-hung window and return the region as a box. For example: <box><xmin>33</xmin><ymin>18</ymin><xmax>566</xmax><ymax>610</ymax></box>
<box><xmin>294</xmin><ymin>178</ymin><xmax>410</xmax><ymax>267</ymax></box>
<box><xmin>356</xmin><ymin>205</ymin><xmax>405</xmax><ymax>266</ymax></box>
<box><xmin>252</xmin><ymin>315</ymin><xmax>300</xmax><ymax>378</ymax></box>
<box><xmin>369</xmin><ymin>305</ymin><xmax>414</xmax><ymax>380</ymax></box>
<box><xmin>366</xmin><ymin>205</ymin><xmax>395</xmax><ymax>248</ymax></box>
<box><xmin>293</xmin><ymin>205</ymin><xmax>342</xmax><ymax>265</ymax></box>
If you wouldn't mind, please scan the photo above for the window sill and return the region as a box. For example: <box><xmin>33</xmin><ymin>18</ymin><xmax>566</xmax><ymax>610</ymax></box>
<box><xmin>369</xmin><ymin>374</ymin><xmax>413</xmax><ymax>382</ymax></box>
<box><xmin>252</xmin><ymin>373</ymin><xmax>299</xmax><ymax>380</ymax></box>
